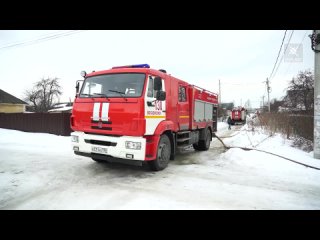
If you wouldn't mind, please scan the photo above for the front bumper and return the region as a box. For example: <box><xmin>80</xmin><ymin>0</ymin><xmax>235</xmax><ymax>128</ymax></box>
<box><xmin>71</xmin><ymin>131</ymin><xmax>146</xmax><ymax>161</ymax></box>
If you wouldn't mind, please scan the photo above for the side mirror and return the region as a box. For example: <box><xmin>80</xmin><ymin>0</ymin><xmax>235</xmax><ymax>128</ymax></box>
<box><xmin>156</xmin><ymin>90</ymin><xmax>166</xmax><ymax>101</ymax></box>
<box><xmin>76</xmin><ymin>80</ymin><xmax>83</xmax><ymax>96</ymax></box>
<box><xmin>154</xmin><ymin>76</ymin><xmax>162</xmax><ymax>91</ymax></box>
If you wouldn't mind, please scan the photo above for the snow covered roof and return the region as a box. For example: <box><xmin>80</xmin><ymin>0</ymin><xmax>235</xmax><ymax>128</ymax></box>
<box><xmin>48</xmin><ymin>106</ymin><xmax>73</xmax><ymax>112</ymax></box>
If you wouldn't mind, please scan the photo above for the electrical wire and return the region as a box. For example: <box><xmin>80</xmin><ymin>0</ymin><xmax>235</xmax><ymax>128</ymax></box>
<box><xmin>0</xmin><ymin>30</ymin><xmax>85</xmax><ymax>51</ymax></box>
<box><xmin>283</xmin><ymin>30</ymin><xmax>309</xmax><ymax>76</ymax></box>
<box><xmin>270</xmin><ymin>30</ymin><xmax>295</xmax><ymax>81</ymax></box>
<box><xmin>0</xmin><ymin>30</ymin><xmax>66</xmax><ymax>47</ymax></box>
<box><xmin>268</xmin><ymin>30</ymin><xmax>287</xmax><ymax>80</ymax></box>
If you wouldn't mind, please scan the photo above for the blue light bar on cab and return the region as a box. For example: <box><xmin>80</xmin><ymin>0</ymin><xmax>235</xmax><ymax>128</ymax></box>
<box><xmin>112</xmin><ymin>64</ymin><xmax>150</xmax><ymax>69</ymax></box>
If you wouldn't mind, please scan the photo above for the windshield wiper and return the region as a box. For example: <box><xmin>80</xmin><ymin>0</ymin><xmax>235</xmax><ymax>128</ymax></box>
<box><xmin>92</xmin><ymin>93</ymin><xmax>110</xmax><ymax>100</ymax></box>
<box><xmin>80</xmin><ymin>93</ymin><xmax>93</xmax><ymax>98</ymax></box>
<box><xmin>108</xmin><ymin>90</ymin><xmax>127</xmax><ymax>101</ymax></box>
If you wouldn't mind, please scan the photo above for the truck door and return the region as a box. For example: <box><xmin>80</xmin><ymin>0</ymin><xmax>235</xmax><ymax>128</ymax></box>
<box><xmin>145</xmin><ymin>75</ymin><xmax>166</xmax><ymax>135</ymax></box>
<box><xmin>177</xmin><ymin>84</ymin><xmax>190</xmax><ymax>130</ymax></box>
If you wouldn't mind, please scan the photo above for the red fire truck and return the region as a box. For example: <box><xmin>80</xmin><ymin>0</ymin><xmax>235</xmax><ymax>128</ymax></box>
<box><xmin>71</xmin><ymin>64</ymin><xmax>218</xmax><ymax>170</ymax></box>
<box><xmin>229</xmin><ymin>107</ymin><xmax>246</xmax><ymax>125</ymax></box>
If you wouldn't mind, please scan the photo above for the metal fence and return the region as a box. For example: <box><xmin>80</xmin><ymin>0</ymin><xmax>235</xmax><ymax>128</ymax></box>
<box><xmin>0</xmin><ymin>113</ymin><xmax>72</xmax><ymax>136</ymax></box>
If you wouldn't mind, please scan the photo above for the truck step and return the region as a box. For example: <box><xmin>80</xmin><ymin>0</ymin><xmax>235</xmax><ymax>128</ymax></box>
<box><xmin>176</xmin><ymin>144</ymin><xmax>192</xmax><ymax>152</ymax></box>
<box><xmin>177</xmin><ymin>131</ymin><xmax>190</xmax><ymax>135</ymax></box>
<box><xmin>177</xmin><ymin>144</ymin><xmax>192</xmax><ymax>150</ymax></box>
<box><xmin>177</xmin><ymin>137</ymin><xmax>191</xmax><ymax>142</ymax></box>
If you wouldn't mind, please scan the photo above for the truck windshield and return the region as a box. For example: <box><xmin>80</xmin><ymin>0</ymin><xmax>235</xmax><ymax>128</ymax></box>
<box><xmin>80</xmin><ymin>73</ymin><xmax>146</xmax><ymax>98</ymax></box>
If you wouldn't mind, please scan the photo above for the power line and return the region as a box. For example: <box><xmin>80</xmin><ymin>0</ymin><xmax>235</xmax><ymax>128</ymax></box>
<box><xmin>221</xmin><ymin>82</ymin><xmax>262</xmax><ymax>86</ymax></box>
<box><xmin>283</xmin><ymin>30</ymin><xmax>309</xmax><ymax>76</ymax></box>
<box><xmin>268</xmin><ymin>30</ymin><xmax>287</xmax><ymax>80</ymax></box>
<box><xmin>270</xmin><ymin>30</ymin><xmax>295</xmax><ymax>80</ymax></box>
<box><xmin>0</xmin><ymin>30</ymin><xmax>81</xmax><ymax>49</ymax></box>
<box><xmin>0</xmin><ymin>30</ymin><xmax>67</xmax><ymax>48</ymax></box>
<box><xmin>0</xmin><ymin>30</ymin><xmax>85</xmax><ymax>51</ymax></box>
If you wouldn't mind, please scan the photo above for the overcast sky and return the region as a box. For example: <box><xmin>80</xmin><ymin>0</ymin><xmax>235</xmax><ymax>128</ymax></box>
<box><xmin>0</xmin><ymin>30</ymin><xmax>314</xmax><ymax>108</ymax></box>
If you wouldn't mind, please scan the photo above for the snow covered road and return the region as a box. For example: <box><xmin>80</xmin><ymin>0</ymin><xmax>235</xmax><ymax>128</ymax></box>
<box><xmin>1</xmin><ymin>123</ymin><xmax>320</xmax><ymax>209</ymax></box>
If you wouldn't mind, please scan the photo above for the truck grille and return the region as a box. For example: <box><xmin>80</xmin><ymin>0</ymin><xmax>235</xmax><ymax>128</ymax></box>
<box><xmin>84</xmin><ymin>139</ymin><xmax>117</xmax><ymax>147</ymax></box>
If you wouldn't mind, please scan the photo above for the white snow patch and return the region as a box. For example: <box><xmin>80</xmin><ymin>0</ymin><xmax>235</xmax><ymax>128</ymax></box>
<box><xmin>1</xmin><ymin>126</ymin><xmax>320</xmax><ymax>210</ymax></box>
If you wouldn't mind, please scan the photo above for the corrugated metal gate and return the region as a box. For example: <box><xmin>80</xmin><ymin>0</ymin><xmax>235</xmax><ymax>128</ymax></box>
<box><xmin>0</xmin><ymin>113</ymin><xmax>72</xmax><ymax>136</ymax></box>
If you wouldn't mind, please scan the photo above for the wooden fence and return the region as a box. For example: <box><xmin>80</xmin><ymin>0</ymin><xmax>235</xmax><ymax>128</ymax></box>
<box><xmin>259</xmin><ymin>112</ymin><xmax>313</xmax><ymax>141</ymax></box>
<box><xmin>0</xmin><ymin>113</ymin><xmax>72</xmax><ymax>136</ymax></box>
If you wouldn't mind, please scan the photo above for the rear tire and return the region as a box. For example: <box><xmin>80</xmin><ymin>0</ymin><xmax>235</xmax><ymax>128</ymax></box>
<box><xmin>193</xmin><ymin>143</ymin><xmax>201</xmax><ymax>151</ymax></box>
<box><xmin>148</xmin><ymin>134</ymin><xmax>171</xmax><ymax>171</ymax></box>
<box><xmin>193</xmin><ymin>128</ymin><xmax>211</xmax><ymax>151</ymax></box>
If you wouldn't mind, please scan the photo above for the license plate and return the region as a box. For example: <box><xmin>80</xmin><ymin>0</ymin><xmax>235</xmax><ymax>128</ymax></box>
<box><xmin>91</xmin><ymin>146</ymin><xmax>108</xmax><ymax>154</ymax></box>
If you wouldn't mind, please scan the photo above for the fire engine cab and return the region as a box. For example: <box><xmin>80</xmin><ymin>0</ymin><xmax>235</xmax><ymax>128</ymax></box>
<box><xmin>71</xmin><ymin>64</ymin><xmax>218</xmax><ymax>170</ymax></box>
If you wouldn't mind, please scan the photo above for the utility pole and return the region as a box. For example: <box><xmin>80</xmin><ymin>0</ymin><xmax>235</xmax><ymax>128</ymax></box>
<box><xmin>219</xmin><ymin>79</ymin><xmax>221</xmax><ymax>104</ymax></box>
<box><xmin>313</xmin><ymin>30</ymin><xmax>320</xmax><ymax>159</ymax></box>
<box><xmin>266</xmin><ymin>78</ymin><xmax>271</xmax><ymax>112</ymax></box>
<box><xmin>263</xmin><ymin>78</ymin><xmax>271</xmax><ymax>112</ymax></box>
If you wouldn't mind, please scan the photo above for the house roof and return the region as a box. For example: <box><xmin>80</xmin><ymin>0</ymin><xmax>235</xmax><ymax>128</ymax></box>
<box><xmin>0</xmin><ymin>89</ymin><xmax>28</xmax><ymax>105</ymax></box>
<box><xmin>48</xmin><ymin>106</ymin><xmax>73</xmax><ymax>112</ymax></box>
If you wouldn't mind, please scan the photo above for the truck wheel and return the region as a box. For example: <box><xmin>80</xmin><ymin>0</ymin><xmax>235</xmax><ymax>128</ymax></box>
<box><xmin>195</xmin><ymin>129</ymin><xmax>211</xmax><ymax>151</ymax></box>
<box><xmin>148</xmin><ymin>134</ymin><xmax>171</xmax><ymax>171</ymax></box>
<box><xmin>193</xmin><ymin>143</ymin><xmax>201</xmax><ymax>151</ymax></box>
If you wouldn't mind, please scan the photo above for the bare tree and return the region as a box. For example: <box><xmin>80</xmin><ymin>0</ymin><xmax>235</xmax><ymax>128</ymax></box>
<box><xmin>283</xmin><ymin>70</ymin><xmax>314</xmax><ymax>112</ymax></box>
<box><xmin>270</xmin><ymin>98</ymin><xmax>284</xmax><ymax>112</ymax></box>
<box><xmin>24</xmin><ymin>77</ymin><xmax>62</xmax><ymax>112</ymax></box>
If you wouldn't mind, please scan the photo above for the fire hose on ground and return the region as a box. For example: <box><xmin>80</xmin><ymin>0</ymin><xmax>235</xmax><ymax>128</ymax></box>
<box><xmin>212</xmin><ymin>132</ymin><xmax>320</xmax><ymax>171</ymax></box>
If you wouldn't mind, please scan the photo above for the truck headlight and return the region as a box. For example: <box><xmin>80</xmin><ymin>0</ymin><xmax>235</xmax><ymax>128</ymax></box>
<box><xmin>71</xmin><ymin>135</ymin><xmax>79</xmax><ymax>143</ymax></box>
<box><xmin>125</xmin><ymin>141</ymin><xmax>141</xmax><ymax>150</ymax></box>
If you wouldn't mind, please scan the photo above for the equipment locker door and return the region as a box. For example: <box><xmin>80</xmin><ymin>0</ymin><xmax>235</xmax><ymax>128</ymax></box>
<box><xmin>177</xmin><ymin>84</ymin><xmax>190</xmax><ymax>130</ymax></box>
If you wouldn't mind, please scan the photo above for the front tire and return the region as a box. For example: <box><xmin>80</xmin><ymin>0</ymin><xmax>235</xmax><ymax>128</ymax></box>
<box><xmin>148</xmin><ymin>134</ymin><xmax>171</xmax><ymax>171</ymax></box>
